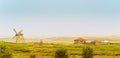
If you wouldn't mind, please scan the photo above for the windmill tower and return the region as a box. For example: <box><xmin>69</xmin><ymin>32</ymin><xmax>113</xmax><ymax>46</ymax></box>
<box><xmin>12</xmin><ymin>28</ymin><xmax>25</xmax><ymax>43</ymax></box>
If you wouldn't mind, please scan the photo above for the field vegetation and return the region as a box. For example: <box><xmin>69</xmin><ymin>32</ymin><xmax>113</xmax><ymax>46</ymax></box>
<box><xmin>0</xmin><ymin>41</ymin><xmax>120</xmax><ymax>58</ymax></box>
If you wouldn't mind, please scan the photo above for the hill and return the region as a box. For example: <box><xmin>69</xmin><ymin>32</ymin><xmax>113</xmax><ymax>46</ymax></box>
<box><xmin>0</xmin><ymin>34</ymin><xmax>120</xmax><ymax>43</ymax></box>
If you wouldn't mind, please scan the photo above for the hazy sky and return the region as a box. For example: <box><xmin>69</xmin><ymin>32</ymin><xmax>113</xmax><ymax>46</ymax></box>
<box><xmin>0</xmin><ymin>0</ymin><xmax>120</xmax><ymax>36</ymax></box>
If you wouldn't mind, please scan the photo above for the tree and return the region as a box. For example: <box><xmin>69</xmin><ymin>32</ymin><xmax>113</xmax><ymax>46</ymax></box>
<box><xmin>82</xmin><ymin>46</ymin><xmax>93</xmax><ymax>58</ymax></box>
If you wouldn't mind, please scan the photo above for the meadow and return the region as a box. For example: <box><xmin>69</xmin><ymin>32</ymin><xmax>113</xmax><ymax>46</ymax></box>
<box><xmin>4</xmin><ymin>42</ymin><xmax>120</xmax><ymax>58</ymax></box>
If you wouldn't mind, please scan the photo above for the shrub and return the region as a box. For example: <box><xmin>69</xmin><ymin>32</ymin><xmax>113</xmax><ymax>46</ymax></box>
<box><xmin>82</xmin><ymin>46</ymin><xmax>93</xmax><ymax>58</ymax></box>
<box><xmin>30</xmin><ymin>54</ymin><xmax>36</xmax><ymax>58</ymax></box>
<box><xmin>13</xmin><ymin>47</ymin><xmax>31</xmax><ymax>53</ymax></box>
<box><xmin>0</xmin><ymin>41</ymin><xmax>12</xmax><ymax>58</ymax></box>
<box><xmin>55</xmin><ymin>48</ymin><xmax>69</xmax><ymax>58</ymax></box>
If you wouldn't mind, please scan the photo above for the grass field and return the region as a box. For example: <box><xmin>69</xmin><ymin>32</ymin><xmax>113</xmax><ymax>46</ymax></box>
<box><xmin>3</xmin><ymin>42</ymin><xmax>120</xmax><ymax>58</ymax></box>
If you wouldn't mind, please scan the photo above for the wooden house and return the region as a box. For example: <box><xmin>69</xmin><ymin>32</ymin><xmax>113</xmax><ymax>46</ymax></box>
<box><xmin>74</xmin><ymin>37</ymin><xmax>86</xmax><ymax>44</ymax></box>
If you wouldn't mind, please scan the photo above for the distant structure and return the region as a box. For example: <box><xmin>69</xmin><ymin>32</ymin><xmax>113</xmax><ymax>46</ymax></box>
<box><xmin>34</xmin><ymin>39</ymin><xmax>43</xmax><ymax>45</ymax></box>
<box><xmin>12</xmin><ymin>28</ymin><xmax>25</xmax><ymax>43</ymax></box>
<box><xmin>102</xmin><ymin>40</ymin><xmax>110</xmax><ymax>44</ymax></box>
<box><xmin>74</xmin><ymin>37</ymin><xmax>101</xmax><ymax>45</ymax></box>
<box><xmin>39</xmin><ymin>39</ymin><xmax>43</xmax><ymax>45</ymax></box>
<box><xmin>85</xmin><ymin>40</ymin><xmax>101</xmax><ymax>45</ymax></box>
<box><xmin>74</xmin><ymin>37</ymin><xmax>86</xmax><ymax>44</ymax></box>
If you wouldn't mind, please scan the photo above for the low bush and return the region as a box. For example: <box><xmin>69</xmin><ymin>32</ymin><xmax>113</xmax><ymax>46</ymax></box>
<box><xmin>55</xmin><ymin>48</ymin><xmax>69</xmax><ymax>58</ymax></box>
<box><xmin>0</xmin><ymin>41</ymin><xmax>12</xmax><ymax>58</ymax></box>
<box><xmin>30</xmin><ymin>54</ymin><xmax>36</xmax><ymax>58</ymax></box>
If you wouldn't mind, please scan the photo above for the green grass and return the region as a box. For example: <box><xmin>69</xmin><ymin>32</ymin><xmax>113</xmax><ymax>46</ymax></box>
<box><xmin>5</xmin><ymin>42</ymin><xmax>120</xmax><ymax>58</ymax></box>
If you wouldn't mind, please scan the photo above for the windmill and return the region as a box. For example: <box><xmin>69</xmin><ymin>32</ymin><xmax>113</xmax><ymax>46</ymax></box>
<box><xmin>12</xmin><ymin>28</ymin><xmax>25</xmax><ymax>43</ymax></box>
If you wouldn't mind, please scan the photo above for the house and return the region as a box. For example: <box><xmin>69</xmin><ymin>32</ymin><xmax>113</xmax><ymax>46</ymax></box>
<box><xmin>88</xmin><ymin>40</ymin><xmax>101</xmax><ymax>45</ymax></box>
<box><xmin>74</xmin><ymin>37</ymin><xmax>86</xmax><ymax>44</ymax></box>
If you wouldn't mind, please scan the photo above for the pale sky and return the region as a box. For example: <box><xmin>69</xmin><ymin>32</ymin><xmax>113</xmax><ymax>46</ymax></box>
<box><xmin>0</xmin><ymin>0</ymin><xmax>120</xmax><ymax>36</ymax></box>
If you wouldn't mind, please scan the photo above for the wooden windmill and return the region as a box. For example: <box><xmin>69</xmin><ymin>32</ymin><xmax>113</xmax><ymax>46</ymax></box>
<box><xmin>12</xmin><ymin>28</ymin><xmax>25</xmax><ymax>43</ymax></box>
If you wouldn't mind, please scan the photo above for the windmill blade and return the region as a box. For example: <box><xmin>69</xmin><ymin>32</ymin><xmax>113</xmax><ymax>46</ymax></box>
<box><xmin>18</xmin><ymin>30</ymin><xmax>23</xmax><ymax>34</ymax></box>
<box><xmin>12</xmin><ymin>36</ymin><xmax>16</xmax><ymax>39</ymax></box>
<box><xmin>13</xmin><ymin>28</ymin><xmax>17</xmax><ymax>34</ymax></box>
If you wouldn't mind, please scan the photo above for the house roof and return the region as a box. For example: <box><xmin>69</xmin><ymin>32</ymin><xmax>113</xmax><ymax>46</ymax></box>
<box><xmin>74</xmin><ymin>37</ymin><xmax>86</xmax><ymax>41</ymax></box>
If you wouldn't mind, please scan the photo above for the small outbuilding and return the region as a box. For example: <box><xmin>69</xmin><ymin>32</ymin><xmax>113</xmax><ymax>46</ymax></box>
<box><xmin>102</xmin><ymin>40</ymin><xmax>110</xmax><ymax>44</ymax></box>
